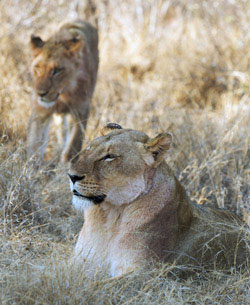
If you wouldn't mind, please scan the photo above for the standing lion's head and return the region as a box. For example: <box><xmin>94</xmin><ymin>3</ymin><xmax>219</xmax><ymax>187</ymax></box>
<box><xmin>30</xmin><ymin>27</ymin><xmax>87</xmax><ymax>108</ymax></box>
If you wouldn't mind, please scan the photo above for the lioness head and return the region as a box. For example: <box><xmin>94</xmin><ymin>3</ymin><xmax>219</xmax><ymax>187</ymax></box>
<box><xmin>68</xmin><ymin>123</ymin><xmax>172</xmax><ymax>211</ymax></box>
<box><xmin>30</xmin><ymin>27</ymin><xmax>86</xmax><ymax>108</ymax></box>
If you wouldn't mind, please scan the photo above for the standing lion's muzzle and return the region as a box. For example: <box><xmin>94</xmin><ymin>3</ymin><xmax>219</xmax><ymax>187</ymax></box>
<box><xmin>40</xmin><ymin>92</ymin><xmax>59</xmax><ymax>103</ymax></box>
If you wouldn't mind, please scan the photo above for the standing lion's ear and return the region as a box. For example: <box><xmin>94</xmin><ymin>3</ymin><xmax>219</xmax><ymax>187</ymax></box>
<box><xmin>30</xmin><ymin>35</ymin><xmax>44</xmax><ymax>56</ymax></box>
<box><xmin>144</xmin><ymin>132</ymin><xmax>172</xmax><ymax>166</ymax></box>
<box><xmin>100</xmin><ymin>123</ymin><xmax>123</xmax><ymax>136</ymax></box>
<box><xmin>64</xmin><ymin>33</ymin><xmax>83</xmax><ymax>56</ymax></box>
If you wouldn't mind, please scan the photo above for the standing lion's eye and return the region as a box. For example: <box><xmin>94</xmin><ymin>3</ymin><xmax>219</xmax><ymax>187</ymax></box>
<box><xmin>99</xmin><ymin>154</ymin><xmax>117</xmax><ymax>162</ymax></box>
<box><xmin>51</xmin><ymin>67</ymin><xmax>64</xmax><ymax>76</ymax></box>
<box><xmin>34</xmin><ymin>65</ymin><xmax>41</xmax><ymax>74</ymax></box>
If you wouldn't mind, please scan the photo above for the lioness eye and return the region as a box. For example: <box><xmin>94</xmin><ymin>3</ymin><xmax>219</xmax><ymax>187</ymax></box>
<box><xmin>34</xmin><ymin>66</ymin><xmax>41</xmax><ymax>74</ymax></box>
<box><xmin>99</xmin><ymin>154</ymin><xmax>117</xmax><ymax>162</ymax></box>
<box><xmin>51</xmin><ymin>67</ymin><xmax>63</xmax><ymax>76</ymax></box>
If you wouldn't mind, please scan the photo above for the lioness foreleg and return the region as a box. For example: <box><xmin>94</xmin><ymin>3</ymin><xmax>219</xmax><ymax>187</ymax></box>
<box><xmin>27</xmin><ymin>111</ymin><xmax>51</xmax><ymax>165</ymax></box>
<box><xmin>61</xmin><ymin>111</ymin><xmax>88</xmax><ymax>163</ymax></box>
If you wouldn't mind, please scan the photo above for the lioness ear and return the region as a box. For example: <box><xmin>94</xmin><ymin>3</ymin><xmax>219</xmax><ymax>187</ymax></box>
<box><xmin>64</xmin><ymin>33</ymin><xmax>83</xmax><ymax>55</ymax></box>
<box><xmin>100</xmin><ymin>123</ymin><xmax>123</xmax><ymax>136</ymax></box>
<box><xmin>144</xmin><ymin>132</ymin><xmax>172</xmax><ymax>166</ymax></box>
<box><xmin>30</xmin><ymin>35</ymin><xmax>44</xmax><ymax>56</ymax></box>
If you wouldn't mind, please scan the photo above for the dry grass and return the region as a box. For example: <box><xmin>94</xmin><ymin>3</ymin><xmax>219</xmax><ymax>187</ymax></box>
<box><xmin>0</xmin><ymin>0</ymin><xmax>250</xmax><ymax>304</ymax></box>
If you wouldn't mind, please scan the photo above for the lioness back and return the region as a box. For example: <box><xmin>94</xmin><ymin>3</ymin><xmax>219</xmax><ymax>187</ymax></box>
<box><xmin>60</xmin><ymin>20</ymin><xmax>98</xmax><ymax>91</ymax></box>
<box><xmin>68</xmin><ymin>123</ymin><xmax>249</xmax><ymax>277</ymax></box>
<box><xmin>27</xmin><ymin>19</ymin><xmax>99</xmax><ymax>164</ymax></box>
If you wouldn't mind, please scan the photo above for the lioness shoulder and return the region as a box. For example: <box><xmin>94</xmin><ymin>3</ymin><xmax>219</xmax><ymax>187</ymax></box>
<box><xmin>27</xmin><ymin>19</ymin><xmax>99</xmax><ymax>164</ymax></box>
<box><xmin>68</xmin><ymin>123</ymin><xmax>249</xmax><ymax>277</ymax></box>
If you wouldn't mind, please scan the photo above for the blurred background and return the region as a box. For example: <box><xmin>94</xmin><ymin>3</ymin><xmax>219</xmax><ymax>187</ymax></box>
<box><xmin>1</xmin><ymin>0</ymin><xmax>249</xmax><ymax>134</ymax></box>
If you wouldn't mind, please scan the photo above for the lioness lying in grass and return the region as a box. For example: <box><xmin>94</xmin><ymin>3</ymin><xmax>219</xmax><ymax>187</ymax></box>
<box><xmin>68</xmin><ymin>123</ymin><xmax>249</xmax><ymax>277</ymax></box>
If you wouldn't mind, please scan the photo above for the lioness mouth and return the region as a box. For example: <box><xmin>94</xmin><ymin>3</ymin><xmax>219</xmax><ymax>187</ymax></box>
<box><xmin>41</xmin><ymin>93</ymin><xmax>59</xmax><ymax>103</ymax></box>
<box><xmin>73</xmin><ymin>190</ymin><xmax>106</xmax><ymax>204</ymax></box>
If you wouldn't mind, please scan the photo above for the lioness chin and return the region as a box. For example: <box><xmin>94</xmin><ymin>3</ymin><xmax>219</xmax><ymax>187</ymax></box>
<box><xmin>27</xmin><ymin>19</ymin><xmax>98</xmax><ymax>164</ymax></box>
<box><xmin>68</xmin><ymin>123</ymin><xmax>249</xmax><ymax>277</ymax></box>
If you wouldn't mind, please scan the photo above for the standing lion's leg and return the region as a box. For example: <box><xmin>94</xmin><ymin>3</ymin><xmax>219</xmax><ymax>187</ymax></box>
<box><xmin>61</xmin><ymin>108</ymin><xmax>89</xmax><ymax>163</ymax></box>
<box><xmin>61</xmin><ymin>114</ymin><xmax>69</xmax><ymax>147</ymax></box>
<box><xmin>26</xmin><ymin>111</ymin><xmax>51</xmax><ymax>165</ymax></box>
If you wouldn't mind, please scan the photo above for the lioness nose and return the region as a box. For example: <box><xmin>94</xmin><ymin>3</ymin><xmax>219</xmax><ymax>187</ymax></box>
<box><xmin>68</xmin><ymin>173</ymin><xmax>85</xmax><ymax>184</ymax></box>
<box><xmin>38</xmin><ymin>90</ymin><xmax>49</xmax><ymax>98</ymax></box>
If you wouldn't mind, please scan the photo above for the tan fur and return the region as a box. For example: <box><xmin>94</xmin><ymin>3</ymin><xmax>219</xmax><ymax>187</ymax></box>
<box><xmin>68</xmin><ymin>124</ymin><xmax>249</xmax><ymax>277</ymax></box>
<box><xmin>27</xmin><ymin>19</ymin><xmax>99</xmax><ymax>163</ymax></box>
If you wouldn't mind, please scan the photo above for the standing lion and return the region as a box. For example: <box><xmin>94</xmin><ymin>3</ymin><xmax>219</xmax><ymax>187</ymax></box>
<box><xmin>27</xmin><ymin>19</ymin><xmax>99</xmax><ymax>164</ymax></box>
